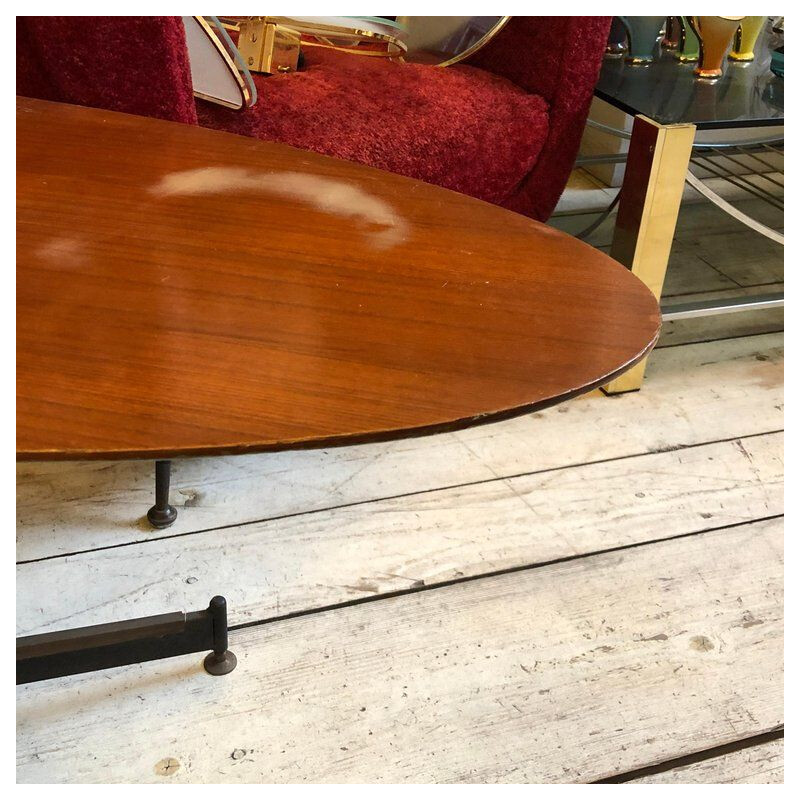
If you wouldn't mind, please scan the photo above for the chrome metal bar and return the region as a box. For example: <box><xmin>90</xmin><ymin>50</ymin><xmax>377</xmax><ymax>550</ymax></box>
<box><xmin>689</xmin><ymin>156</ymin><xmax>784</xmax><ymax>209</ymax></box>
<box><xmin>727</xmin><ymin>142</ymin><xmax>784</xmax><ymax>156</ymax></box>
<box><xmin>733</xmin><ymin>149</ymin><xmax>785</xmax><ymax>181</ymax></box>
<box><xmin>707</xmin><ymin>147</ymin><xmax>784</xmax><ymax>189</ymax></box>
<box><xmin>575</xmin><ymin>154</ymin><xmax>629</xmax><ymax>165</ymax></box>
<box><xmin>579</xmin><ymin>142</ymin><xmax>783</xmax><ymax>169</ymax></box>
<box><xmin>585</xmin><ymin>119</ymin><xmax>632</xmax><ymax>139</ymax></box>
<box><xmin>575</xmin><ymin>192</ymin><xmax>620</xmax><ymax>240</ymax></box>
<box><xmin>691</xmin><ymin>153</ymin><xmax>784</xmax><ymax>202</ymax></box>
<box><xmin>588</xmin><ymin>117</ymin><xmax>783</xmax><ymax>149</ymax></box>
<box><xmin>661</xmin><ymin>292</ymin><xmax>784</xmax><ymax>321</ymax></box>
<box><xmin>693</xmin><ymin>135</ymin><xmax>784</xmax><ymax>149</ymax></box>
<box><xmin>684</xmin><ymin>171</ymin><xmax>784</xmax><ymax>244</ymax></box>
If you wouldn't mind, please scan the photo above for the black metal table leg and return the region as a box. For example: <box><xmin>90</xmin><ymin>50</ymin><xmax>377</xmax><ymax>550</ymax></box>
<box><xmin>203</xmin><ymin>596</ymin><xmax>238</xmax><ymax>675</ymax></box>
<box><xmin>147</xmin><ymin>459</ymin><xmax>177</xmax><ymax>529</ymax></box>
<box><xmin>17</xmin><ymin>596</ymin><xmax>237</xmax><ymax>684</ymax></box>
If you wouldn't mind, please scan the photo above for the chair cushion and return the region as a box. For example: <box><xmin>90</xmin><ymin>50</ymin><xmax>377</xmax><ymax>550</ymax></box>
<box><xmin>196</xmin><ymin>48</ymin><xmax>549</xmax><ymax>206</ymax></box>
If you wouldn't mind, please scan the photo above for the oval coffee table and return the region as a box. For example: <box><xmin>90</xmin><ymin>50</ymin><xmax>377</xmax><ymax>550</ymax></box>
<box><xmin>17</xmin><ymin>97</ymin><xmax>660</xmax><ymax>681</ymax></box>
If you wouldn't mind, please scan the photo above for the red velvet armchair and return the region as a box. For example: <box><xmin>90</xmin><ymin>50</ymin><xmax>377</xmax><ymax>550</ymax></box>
<box><xmin>17</xmin><ymin>16</ymin><xmax>610</xmax><ymax>221</ymax></box>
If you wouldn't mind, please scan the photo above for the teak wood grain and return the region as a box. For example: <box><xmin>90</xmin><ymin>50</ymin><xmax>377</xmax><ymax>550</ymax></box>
<box><xmin>17</xmin><ymin>98</ymin><xmax>660</xmax><ymax>460</ymax></box>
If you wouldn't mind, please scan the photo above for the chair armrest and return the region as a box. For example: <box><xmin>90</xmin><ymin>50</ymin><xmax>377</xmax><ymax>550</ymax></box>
<box><xmin>16</xmin><ymin>16</ymin><xmax>198</xmax><ymax>125</ymax></box>
<box><xmin>465</xmin><ymin>17</ymin><xmax>612</xmax><ymax>221</ymax></box>
<box><xmin>465</xmin><ymin>17</ymin><xmax>611</xmax><ymax>103</ymax></box>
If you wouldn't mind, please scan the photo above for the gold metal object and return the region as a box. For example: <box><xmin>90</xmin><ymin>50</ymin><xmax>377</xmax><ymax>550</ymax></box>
<box><xmin>219</xmin><ymin>16</ymin><xmax>508</xmax><ymax>72</ymax></box>
<box><xmin>675</xmin><ymin>16</ymin><xmax>700</xmax><ymax>63</ymax></box>
<box><xmin>234</xmin><ymin>17</ymin><xmax>301</xmax><ymax>74</ymax></box>
<box><xmin>222</xmin><ymin>16</ymin><xmax>407</xmax><ymax>74</ymax></box>
<box><xmin>276</xmin><ymin>17</ymin><xmax>407</xmax><ymax>60</ymax></box>
<box><xmin>603</xmin><ymin>115</ymin><xmax>696</xmax><ymax>395</ymax></box>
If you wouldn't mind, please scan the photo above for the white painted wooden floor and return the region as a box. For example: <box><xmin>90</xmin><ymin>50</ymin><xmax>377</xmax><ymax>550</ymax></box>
<box><xmin>16</xmin><ymin>190</ymin><xmax>784</xmax><ymax>784</ymax></box>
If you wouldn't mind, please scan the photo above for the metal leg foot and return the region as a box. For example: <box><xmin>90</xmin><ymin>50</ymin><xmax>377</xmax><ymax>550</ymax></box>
<box><xmin>147</xmin><ymin>459</ymin><xmax>177</xmax><ymax>528</ymax></box>
<box><xmin>203</xmin><ymin>596</ymin><xmax>237</xmax><ymax>675</ymax></box>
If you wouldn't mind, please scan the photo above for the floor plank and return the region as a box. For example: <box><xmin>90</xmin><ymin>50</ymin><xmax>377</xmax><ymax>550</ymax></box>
<box><xmin>661</xmin><ymin>242</ymin><xmax>740</xmax><ymax>297</ymax></box>
<box><xmin>16</xmin><ymin>519</ymin><xmax>783</xmax><ymax>783</ymax></box>
<box><xmin>17</xmin><ymin>432</ymin><xmax>783</xmax><ymax>635</ymax></box>
<box><xmin>596</xmin><ymin>241</ymin><xmax>738</xmax><ymax>297</ymax></box>
<box><xmin>16</xmin><ymin>165</ymin><xmax>785</xmax><ymax>785</ymax></box>
<box><xmin>670</xmin><ymin>199</ymin><xmax>783</xmax><ymax>246</ymax></box>
<box><xmin>453</xmin><ymin>335</ymin><xmax>782</xmax><ymax>477</ymax></box>
<box><xmin>16</xmin><ymin>334</ymin><xmax>784</xmax><ymax>562</ymax></box>
<box><xmin>628</xmin><ymin>738</ymin><xmax>783</xmax><ymax>784</ymax></box>
<box><xmin>679</xmin><ymin>229</ymin><xmax>784</xmax><ymax>288</ymax></box>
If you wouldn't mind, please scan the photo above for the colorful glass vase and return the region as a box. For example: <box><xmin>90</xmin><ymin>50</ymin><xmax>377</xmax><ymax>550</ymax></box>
<box><xmin>618</xmin><ymin>16</ymin><xmax>667</xmax><ymax>64</ymax></box>
<box><xmin>690</xmin><ymin>16</ymin><xmax>745</xmax><ymax>79</ymax></box>
<box><xmin>676</xmin><ymin>16</ymin><xmax>700</xmax><ymax>62</ymax></box>
<box><xmin>605</xmin><ymin>17</ymin><xmax>628</xmax><ymax>57</ymax></box>
<box><xmin>661</xmin><ymin>16</ymin><xmax>680</xmax><ymax>49</ymax></box>
<box><xmin>729</xmin><ymin>16</ymin><xmax>767</xmax><ymax>61</ymax></box>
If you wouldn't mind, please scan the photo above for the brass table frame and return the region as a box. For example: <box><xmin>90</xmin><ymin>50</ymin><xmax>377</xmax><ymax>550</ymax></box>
<box><xmin>602</xmin><ymin>115</ymin><xmax>696</xmax><ymax>393</ymax></box>
<box><xmin>582</xmin><ymin>114</ymin><xmax>783</xmax><ymax>394</ymax></box>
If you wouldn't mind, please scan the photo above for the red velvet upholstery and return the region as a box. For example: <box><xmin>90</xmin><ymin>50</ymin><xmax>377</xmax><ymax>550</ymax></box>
<box><xmin>197</xmin><ymin>48</ymin><xmax>549</xmax><ymax>206</ymax></box>
<box><xmin>16</xmin><ymin>16</ymin><xmax>197</xmax><ymax>124</ymax></box>
<box><xmin>466</xmin><ymin>17</ymin><xmax>612</xmax><ymax>220</ymax></box>
<box><xmin>16</xmin><ymin>16</ymin><xmax>610</xmax><ymax>220</ymax></box>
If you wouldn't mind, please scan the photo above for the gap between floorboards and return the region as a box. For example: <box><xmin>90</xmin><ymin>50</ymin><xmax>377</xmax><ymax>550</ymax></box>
<box><xmin>17</xmin><ymin>428</ymin><xmax>784</xmax><ymax>567</ymax></box>
<box><xmin>225</xmin><ymin>511</ymin><xmax>783</xmax><ymax>631</ymax></box>
<box><xmin>593</xmin><ymin>728</ymin><xmax>784</xmax><ymax>784</ymax></box>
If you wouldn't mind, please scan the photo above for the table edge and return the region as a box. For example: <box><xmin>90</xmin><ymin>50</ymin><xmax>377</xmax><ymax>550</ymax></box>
<box><xmin>16</xmin><ymin>331</ymin><xmax>659</xmax><ymax>462</ymax></box>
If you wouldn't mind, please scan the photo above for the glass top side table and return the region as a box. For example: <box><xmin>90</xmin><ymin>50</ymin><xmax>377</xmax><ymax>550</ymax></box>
<box><xmin>595</xmin><ymin>29</ymin><xmax>783</xmax><ymax>129</ymax></box>
<box><xmin>592</xmin><ymin>26</ymin><xmax>784</xmax><ymax>393</ymax></box>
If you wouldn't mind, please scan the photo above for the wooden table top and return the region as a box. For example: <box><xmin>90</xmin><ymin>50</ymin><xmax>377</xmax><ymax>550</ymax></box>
<box><xmin>17</xmin><ymin>98</ymin><xmax>660</xmax><ymax>461</ymax></box>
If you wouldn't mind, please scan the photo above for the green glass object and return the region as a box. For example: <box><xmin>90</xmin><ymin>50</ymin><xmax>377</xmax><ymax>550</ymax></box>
<box><xmin>676</xmin><ymin>16</ymin><xmax>700</xmax><ymax>62</ymax></box>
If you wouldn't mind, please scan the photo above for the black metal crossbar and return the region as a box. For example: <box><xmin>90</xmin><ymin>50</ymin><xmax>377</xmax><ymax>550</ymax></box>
<box><xmin>17</xmin><ymin>596</ymin><xmax>236</xmax><ymax>684</ymax></box>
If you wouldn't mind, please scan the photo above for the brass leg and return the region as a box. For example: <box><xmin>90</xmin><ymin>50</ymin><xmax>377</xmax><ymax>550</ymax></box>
<box><xmin>603</xmin><ymin>114</ymin><xmax>696</xmax><ymax>395</ymax></box>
